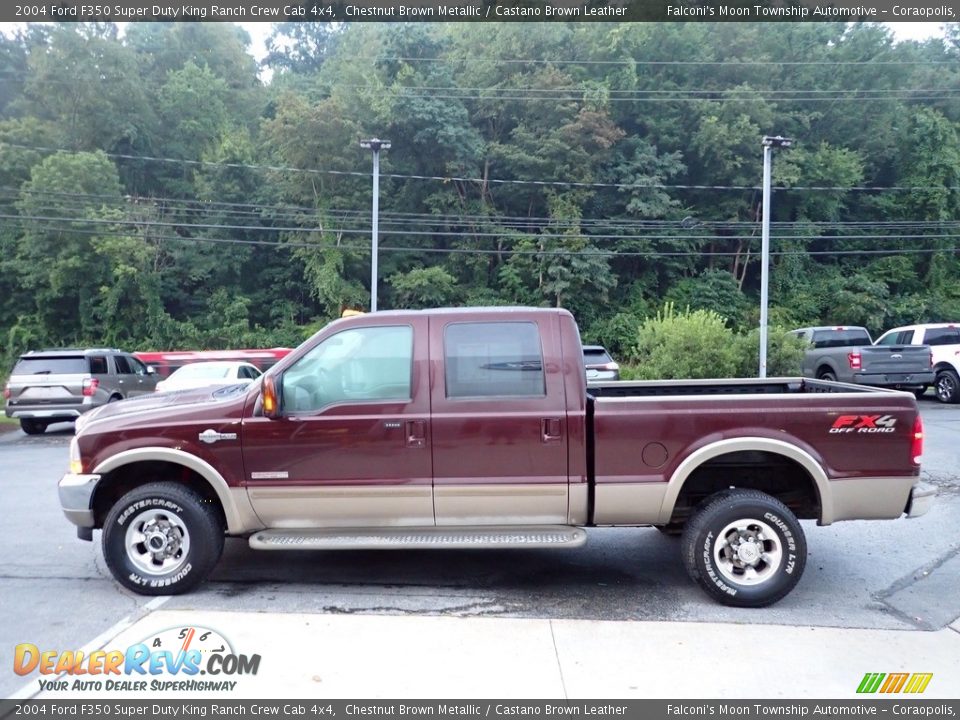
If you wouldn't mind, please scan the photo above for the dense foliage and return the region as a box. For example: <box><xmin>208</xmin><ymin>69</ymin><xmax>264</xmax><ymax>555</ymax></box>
<box><xmin>0</xmin><ymin>22</ymin><xmax>958</xmax><ymax>374</ymax></box>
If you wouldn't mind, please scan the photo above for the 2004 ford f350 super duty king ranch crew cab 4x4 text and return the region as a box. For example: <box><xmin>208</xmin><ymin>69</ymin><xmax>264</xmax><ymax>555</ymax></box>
<box><xmin>58</xmin><ymin>308</ymin><xmax>935</xmax><ymax>607</ymax></box>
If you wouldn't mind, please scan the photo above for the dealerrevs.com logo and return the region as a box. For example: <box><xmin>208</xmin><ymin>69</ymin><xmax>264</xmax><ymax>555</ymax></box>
<box><xmin>14</xmin><ymin>626</ymin><xmax>260</xmax><ymax>693</ymax></box>
<box><xmin>830</xmin><ymin>415</ymin><xmax>898</xmax><ymax>434</ymax></box>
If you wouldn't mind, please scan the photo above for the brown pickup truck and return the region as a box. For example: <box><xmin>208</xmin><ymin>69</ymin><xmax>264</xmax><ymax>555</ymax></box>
<box><xmin>58</xmin><ymin>307</ymin><xmax>934</xmax><ymax>607</ymax></box>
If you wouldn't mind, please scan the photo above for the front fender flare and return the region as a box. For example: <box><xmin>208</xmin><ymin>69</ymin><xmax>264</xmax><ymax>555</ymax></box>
<box><xmin>92</xmin><ymin>447</ymin><xmax>260</xmax><ymax>534</ymax></box>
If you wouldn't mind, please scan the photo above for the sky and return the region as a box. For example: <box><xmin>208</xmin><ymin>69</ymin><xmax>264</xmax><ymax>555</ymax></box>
<box><xmin>0</xmin><ymin>21</ymin><xmax>952</xmax><ymax>69</ymax></box>
<box><xmin>236</xmin><ymin>22</ymin><xmax>950</xmax><ymax>64</ymax></box>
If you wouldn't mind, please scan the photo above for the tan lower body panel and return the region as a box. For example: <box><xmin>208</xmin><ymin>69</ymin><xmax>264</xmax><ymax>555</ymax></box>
<box><xmin>592</xmin><ymin>482</ymin><xmax>668</xmax><ymax>525</ymax></box>
<box><xmin>568</xmin><ymin>483</ymin><xmax>588</xmax><ymax>525</ymax></box>
<box><xmin>825</xmin><ymin>476</ymin><xmax>915</xmax><ymax>524</ymax></box>
<box><xmin>228</xmin><ymin>487</ymin><xmax>265</xmax><ymax>534</ymax></box>
<box><xmin>247</xmin><ymin>484</ymin><xmax>434</xmax><ymax>528</ymax></box>
<box><xmin>434</xmin><ymin>483</ymin><xmax>568</xmax><ymax>525</ymax></box>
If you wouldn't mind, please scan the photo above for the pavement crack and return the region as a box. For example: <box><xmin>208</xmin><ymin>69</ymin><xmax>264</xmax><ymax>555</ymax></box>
<box><xmin>548</xmin><ymin>620</ymin><xmax>569</xmax><ymax>700</ymax></box>
<box><xmin>873</xmin><ymin>542</ymin><xmax>960</xmax><ymax>631</ymax></box>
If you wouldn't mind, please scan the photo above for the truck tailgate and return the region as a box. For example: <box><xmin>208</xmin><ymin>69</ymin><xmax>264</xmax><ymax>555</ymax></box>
<box><xmin>860</xmin><ymin>345</ymin><xmax>931</xmax><ymax>374</ymax></box>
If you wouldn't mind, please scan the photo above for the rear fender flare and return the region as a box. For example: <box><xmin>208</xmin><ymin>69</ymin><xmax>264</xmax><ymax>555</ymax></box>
<box><xmin>658</xmin><ymin>437</ymin><xmax>833</xmax><ymax>525</ymax></box>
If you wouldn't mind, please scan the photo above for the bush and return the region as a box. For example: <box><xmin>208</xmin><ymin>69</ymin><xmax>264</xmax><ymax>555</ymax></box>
<box><xmin>736</xmin><ymin>327</ymin><xmax>808</xmax><ymax>377</ymax></box>
<box><xmin>617</xmin><ymin>304</ymin><xmax>808</xmax><ymax>380</ymax></box>
<box><xmin>628</xmin><ymin>303</ymin><xmax>742</xmax><ymax>379</ymax></box>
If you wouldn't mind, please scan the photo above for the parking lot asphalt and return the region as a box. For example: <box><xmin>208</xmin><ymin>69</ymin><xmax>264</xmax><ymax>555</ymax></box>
<box><xmin>2</xmin><ymin>401</ymin><xmax>959</xmax><ymax>698</ymax></box>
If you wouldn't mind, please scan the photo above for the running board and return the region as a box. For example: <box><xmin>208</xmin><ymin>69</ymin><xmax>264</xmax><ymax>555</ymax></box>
<box><xmin>249</xmin><ymin>526</ymin><xmax>587</xmax><ymax>551</ymax></box>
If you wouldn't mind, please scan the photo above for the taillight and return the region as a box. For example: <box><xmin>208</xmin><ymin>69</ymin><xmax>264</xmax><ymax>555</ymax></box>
<box><xmin>2</xmin><ymin>383</ymin><xmax>9</xmax><ymax>400</ymax></box>
<box><xmin>81</xmin><ymin>378</ymin><xmax>99</xmax><ymax>397</ymax></box>
<box><xmin>930</xmin><ymin>352</ymin><xmax>934</xmax><ymax>368</ymax></box>
<box><xmin>847</xmin><ymin>352</ymin><xmax>862</xmax><ymax>370</ymax></box>
<box><xmin>911</xmin><ymin>415</ymin><xmax>923</xmax><ymax>465</ymax></box>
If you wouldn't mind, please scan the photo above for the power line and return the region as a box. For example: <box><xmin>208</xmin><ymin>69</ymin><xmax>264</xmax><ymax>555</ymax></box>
<box><xmin>1</xmin><ymin>220</ymin><xmax>954</xmax><ymax>259</ymax></box>
<box><xmin>5</xmin><ymin>143</ymin><xmax>960</xmax><ymax>193</ymax></box>
<box><xmin>5</xmin><ymin>214</ymin><xmax>960</xmax><ymax>246</ymax></box>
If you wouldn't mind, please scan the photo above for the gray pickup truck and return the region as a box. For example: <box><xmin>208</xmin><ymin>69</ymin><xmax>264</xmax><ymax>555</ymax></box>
<box><xmin>792</xmin><ymin>326</ymin><xmax>933</xmax><ymax>392</ymax></box>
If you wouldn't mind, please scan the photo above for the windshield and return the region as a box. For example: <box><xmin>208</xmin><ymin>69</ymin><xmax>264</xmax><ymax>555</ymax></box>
<box><xmin>169</xmin><ymin>363</ymin><xmax>233</xmax><ymax>380</ymax></box>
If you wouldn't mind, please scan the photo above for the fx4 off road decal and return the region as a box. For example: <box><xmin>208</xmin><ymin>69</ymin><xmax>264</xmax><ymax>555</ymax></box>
<box><xmin>830</xmin><ymin>415</ymin><xmax>897</xmax><ymax>434</ymax></box>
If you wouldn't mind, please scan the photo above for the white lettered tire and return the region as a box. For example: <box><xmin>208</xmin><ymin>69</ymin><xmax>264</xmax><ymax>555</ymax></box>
<box><xmin>102</xmin><ymin>482</ymin><xmax>224</xmax><ymax>595</ymax></box>
<box><xmin>681</xmin><ymin>489</ymin><xmax>807</xmax><ymax>608</ymax></box>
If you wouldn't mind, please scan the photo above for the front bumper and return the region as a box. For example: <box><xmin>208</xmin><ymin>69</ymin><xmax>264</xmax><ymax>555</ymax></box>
<box><xmin>58</xmin><ymin>473</ymin><xmax>101</xmax><ymax>528</ymax></box>
<box><xmin>905</xmin><ymin>481</ymin><xmax>936</xmax><ymax>519</ymax></box>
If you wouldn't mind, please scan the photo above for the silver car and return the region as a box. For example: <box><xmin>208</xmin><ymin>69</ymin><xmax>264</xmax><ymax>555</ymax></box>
<box><xmin>3</xmin><ymin>349</ymin><xmax>158</xmax><ymax>434</ymax></box>
<box><xmin>583</xmin><ymin>345</ymin><xmax>621</xmax><ymax>381</ymax></box>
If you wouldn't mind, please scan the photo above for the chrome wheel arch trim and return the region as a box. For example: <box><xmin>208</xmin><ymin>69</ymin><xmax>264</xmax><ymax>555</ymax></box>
<box><xmin>92</xmin><ymin>447</ymin><xmax>258</xmax><ymax>534</ymax></box>
<box><xmin>659</xmin><ymin>437</ymin><xmax>833</xmax><ymax>525</ymax></box>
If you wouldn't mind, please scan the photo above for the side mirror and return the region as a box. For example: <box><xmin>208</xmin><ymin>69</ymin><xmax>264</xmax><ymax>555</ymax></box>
<box><xmin>262</xmin><ymin>375</ymin><xmax>281</xmax><ymax>419</ymax></box>
<box><xmin>146</xmin><ymin>366</ymin><xmax>156</xmax><ymax>375</ymax></box>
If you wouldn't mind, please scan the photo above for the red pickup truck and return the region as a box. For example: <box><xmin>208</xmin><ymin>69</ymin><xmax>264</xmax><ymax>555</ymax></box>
<box><xmin>59</xmin><ymin>308</ymin><xmax>934</xmax><ymax>607</ymax></box>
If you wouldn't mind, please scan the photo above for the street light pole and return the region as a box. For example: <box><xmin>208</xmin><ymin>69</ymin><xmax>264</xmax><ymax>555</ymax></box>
<box><xmin>759</xmin><ymin>135</ymin><xmax>792</xmax><ymax>379</ymax></box>
<box><xmin>360</xmin><ymin>138</ymin><xmax>391</xmax><ymax>312</ymax></box>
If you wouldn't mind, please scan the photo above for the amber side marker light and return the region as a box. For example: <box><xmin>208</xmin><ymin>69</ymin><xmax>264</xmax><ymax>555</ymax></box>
<box><xmin>262</xmin><ymin>375</ymin><xmax>279</xmax><ymax>418</ymax></box>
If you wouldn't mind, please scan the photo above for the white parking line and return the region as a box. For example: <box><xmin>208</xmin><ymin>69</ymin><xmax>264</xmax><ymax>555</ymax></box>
<box><xmin>9</xmin><ymin>596</ymin><xmax>171</xmax><ymax>700</ymax></box>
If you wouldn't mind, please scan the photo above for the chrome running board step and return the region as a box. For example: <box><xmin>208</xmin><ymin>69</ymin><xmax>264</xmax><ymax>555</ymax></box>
<box><xmin>249</xmin><ymin>526</ymin><xmax>587</xmax><ymax>551</ymax></box>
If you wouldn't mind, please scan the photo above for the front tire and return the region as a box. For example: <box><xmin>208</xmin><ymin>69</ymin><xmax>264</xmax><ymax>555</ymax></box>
<box><xmin>20</xmin><ymin>419</ymin><xmax>47</xmax><ymax>435</ymax></box>
<box><xmin>102</xmin><ymin>482</ymin><xmax>224</xmax><ymax>595</ymax></box>
<box><xmin>681</xmin><ymin>489</ymin><xmax>806</xmax><ymax>608</ymax></box>
<box><xmin>935</xmin><ymin>369</ymin><xmax>960</xmax><ymax>404</ymax></box>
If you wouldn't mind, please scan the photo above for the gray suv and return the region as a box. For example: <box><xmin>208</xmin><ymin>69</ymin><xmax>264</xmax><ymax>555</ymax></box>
<box><xmin>3</xmin><ymin>349</ymin><xmax>158</xmax><ymax>434</ymax></box>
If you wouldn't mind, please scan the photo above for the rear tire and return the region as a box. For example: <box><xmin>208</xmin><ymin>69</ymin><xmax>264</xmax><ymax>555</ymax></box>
<box><xmin>817</xmin><ymin>370</ymin><xmax>837</xmax><ymax>382</ymax></box>
<box><xmin>102</xmin><ymin>482</ymin><xmax>224</xmax><ymax>595</ymax></box>
<box><xmin>681</xmin><ymin>489</ymin><xmax>806</xmax><ymax>608</ymax></box>
<box><xmin>20</xmin><ymin>419</ymin><xmax>47</xmax><ymax>435</ymax></box>
<box><xmin>935</xmin><ymin>369</ymin><xmax>960</xmax><ymax>404</ymax></box>
<box><xmin>912</xmin><ymin>387</ymin><xmax>928</xmax><ymax>401</ymax></box>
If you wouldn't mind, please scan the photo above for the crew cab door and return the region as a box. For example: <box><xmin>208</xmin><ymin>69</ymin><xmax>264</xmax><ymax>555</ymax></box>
<box><xmin>430</xmin><ymin>313</ymin><xmax>569</xmax><ymax>524</ymax></box>
<box><xmin>241</xmin><ymin>318</ymin><xmax>433</xmax><ymax>528</ymax></box>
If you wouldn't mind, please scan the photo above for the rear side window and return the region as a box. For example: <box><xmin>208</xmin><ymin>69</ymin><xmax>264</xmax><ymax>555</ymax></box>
<box><xmin>89</xmin><ymin>356</ymin><xmax>108</xmax><ymax>374</ymax></box>
<box><xmin>811</xmin><ymin>329</ymin><xmax>871</xmax><ymax>349</ymax></box>
<box><xmin>12</xmin><ymin>357</ymin><xmax>88</xmax><ymax>375</ymax></box>
<box><xmin>444</xmin><ymin>322</ymin><xmax>545</xmax><ymax>399</ymax></box>
<box><xmin>924</xmin><ymin>327</ymin><xmax>960</xmax><ymax>346</ymax></box>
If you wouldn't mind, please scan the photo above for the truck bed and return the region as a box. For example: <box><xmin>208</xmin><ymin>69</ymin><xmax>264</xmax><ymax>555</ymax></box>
<box><xmin>586</xmin><ymin>377</ymin><xmax>920</xmax><ymax>528</ymax></box>
<box><xmin>587</xmin><ymin>377</ymin><xmax>891</xmax><ymax>397</ymax></box>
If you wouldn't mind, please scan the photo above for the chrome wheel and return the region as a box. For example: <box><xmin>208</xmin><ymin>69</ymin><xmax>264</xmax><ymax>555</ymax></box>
<box><xmin>124</xmin><ymin>508</ymin><xmax>191</xmax><ymax>576</ymax></box>
<box><xmin>712</xmin><ymin>517</ymin><xmax>783</xmax><ymax>586</ymax></box>
<box><xmin>935</xmin><ymin>372</ymin><xmax>958</xmax><ymax>403</ymax></box>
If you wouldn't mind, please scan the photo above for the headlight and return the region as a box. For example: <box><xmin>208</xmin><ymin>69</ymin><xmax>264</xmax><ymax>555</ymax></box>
<box><xmin>69</xmin><ymin>437</ymin><xmax>83</xmax><ymax>475</ymax></box>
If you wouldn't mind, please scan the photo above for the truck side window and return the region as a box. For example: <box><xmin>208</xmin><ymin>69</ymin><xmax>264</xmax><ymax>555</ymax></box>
<box><xmin>444</xmin><ymin>322</ymin><xmax>545</xmax><ymax>399</ymax></box>
<box><xmin>282</xmin><ymin>325</ymin><xmax>413</xmax><ymax>412</ymax></box>
<box><xmin>89</xmin><ymin>356</ymin><xmax>108</xmax><ymax>374</ymax></box>
<box><xmin>924</xmin><ymin>327</ymin><xmax>960</xmax><ymax>346</ymax></box>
